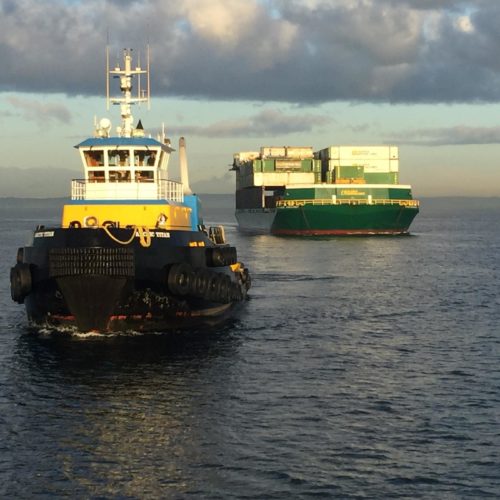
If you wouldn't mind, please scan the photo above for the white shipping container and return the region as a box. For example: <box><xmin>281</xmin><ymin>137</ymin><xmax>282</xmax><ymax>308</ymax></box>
<box><xmin>362</xmin><ymin>160</ymin><xmax>399</xmax><ymax>173</ymax></box>
<box><xmin>285</xmin><ymin>146</ymin><xmax>313</xmax><ymax>159</ymax></box>
<box><xmin>341</xmin><ymin>159</ymin><xmax>399</xmax><ymax>173</ymax></box>
<box><xmin>320</xmin><ymin>146</ymin><xmax>399</xmax><ymax>160</ymax></box>
<box><xmin>260</xmin><ymin>146</ymin><xmax>286</xmax><ymax>158</ymax></box>
<box><xmin>325</xmin><ymin>159</ymin><xmax>399</xmax><ymax>173</ymax></box>
<box><xmin>251</xmin><ymin>172</ymin><xmax>315</xmax><ymax>187</ymax></box>
<box><xmin>236</xmin><ymin>151</ymin><xmax>260</xmax><ymax>163</ymax></box>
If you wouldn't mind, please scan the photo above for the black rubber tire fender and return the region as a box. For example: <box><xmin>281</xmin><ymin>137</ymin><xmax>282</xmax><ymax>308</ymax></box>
<box><xmin>167</xmin><ymin>263</ymin><xmax>194</xmax><ymax>296</ymax></box>
<box><xmin>218</xmin><ymin>275</ymin><xmax>233</xmax><ymax>303</ymax></box>
<box><xmin>10</xmin><ymin>263</ymin><xmax>32</xmax><ymax>303</ymax></box>
<box><xmin>191</xmin><ymin>268</ymin><xmax>211</xmax><ymax>298</ymax></box>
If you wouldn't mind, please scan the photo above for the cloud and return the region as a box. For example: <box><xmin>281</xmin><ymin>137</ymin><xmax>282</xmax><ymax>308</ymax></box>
<box><xmin>1</xmin><ymin>0</ymin><xmax>500</xmax><ymax>104</ymax></box>
<box><xmin>387</xmin><ymin>125</ymin><xmax>500</xmax><ymax>145</ymax></box>
<box><xmin>166</xmin><ymin>108</ymin><xmax>332</xmax><ymax>137</ymax></box>
<box><xmin>6</xmin><ymin>96</ymin><xmax>72</xmax><ymax>125</ymax></box>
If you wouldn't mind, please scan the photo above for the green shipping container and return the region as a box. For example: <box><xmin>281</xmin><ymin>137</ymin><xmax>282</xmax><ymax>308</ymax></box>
<box><xmin>253</xmin><ymin>159</ymin><xmax>263</xmax><ymax>172</ymax></box>
<box><xmin>335</xmin><ymin>165</ymin><xmax>364</xmax><ymax>179</ymax></box>
<box><xmin>301</xmin><ymin>159</ymin><xmax>313</xmax><ymax>172</ymax></box>
<box><xmin>312</xmin><ymin>160</ymin><xmax>322</xmax><ymax>173</ymax></box>
<box><xmin>263</xmin><ymin>159</ymin><xmax>276</xmax><ymax>172</ymax></box>
<box><xmin>364</xmin><ymin>172</ymin><xmax>398</xmax><ymax>184</ymax></box>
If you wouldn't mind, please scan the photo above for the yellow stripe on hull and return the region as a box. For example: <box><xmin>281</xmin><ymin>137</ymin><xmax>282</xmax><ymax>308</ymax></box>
<box><xmin>61</xmin><ymin>204</ymin><xmax>192</xmax><ymax>230</ymax></box>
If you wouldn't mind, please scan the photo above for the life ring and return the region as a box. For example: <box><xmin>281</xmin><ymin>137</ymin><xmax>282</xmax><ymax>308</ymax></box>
<box><xmin>10</xmin><ymin>263</ymin><xmax>32</xmax><ymax>303</ymax></box>
<box><xmin>167</xmin><ymin>263</ymin><xmax>194</xmax><ymax>296</ymax></box>
<box><xmin>84</xmin><ymin>216</ymin><xmax>98</xmax><ymax>228</ymax></box>
<box><xmin>69</xmin><ymin>220</ymin><xmax>82</xmax><ymax>228</ymax></box>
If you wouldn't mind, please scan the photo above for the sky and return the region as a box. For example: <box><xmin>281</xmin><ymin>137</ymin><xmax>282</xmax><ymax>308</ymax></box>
<box><xmin>1</xmin><ymin>0</ymin><xmax>500</xmax><ymax>196</ymax></box>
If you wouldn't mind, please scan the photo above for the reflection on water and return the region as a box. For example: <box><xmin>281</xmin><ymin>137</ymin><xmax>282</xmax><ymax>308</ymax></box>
<box><xmin>1</xmin><ymin>197</ymin><xmax>500</xmax><ymax>497</ymax></box>
<box><xmin>6</xmin><ymin>327</ymin><xmax>242</xmax><ymax>498</ymax></box>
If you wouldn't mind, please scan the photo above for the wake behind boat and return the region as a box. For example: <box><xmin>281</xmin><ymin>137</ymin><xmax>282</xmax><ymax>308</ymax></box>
<box><xmin>10</xmin><ymin>48</ymin><xmax>251</xmax><ymax>333</ymax></box>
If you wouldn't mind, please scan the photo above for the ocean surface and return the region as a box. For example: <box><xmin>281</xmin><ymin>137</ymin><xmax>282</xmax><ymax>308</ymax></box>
<box><xmin>0</xmin><ymin>195</ymin><xmax>499</xmax><ymax>498</ymax></box>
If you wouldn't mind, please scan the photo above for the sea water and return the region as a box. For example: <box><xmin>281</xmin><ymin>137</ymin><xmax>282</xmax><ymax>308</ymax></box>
<box><xmin>0</xmin><ymin>196</ymin><xmax>499</xmax><ymax>498</ymax></box>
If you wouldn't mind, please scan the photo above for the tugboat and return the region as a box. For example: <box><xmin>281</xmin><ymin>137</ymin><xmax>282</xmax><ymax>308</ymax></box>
<box><xmin>10</xmin><ymin>48</ymin><xmax>251</xmax><ymax>333</ymax></box>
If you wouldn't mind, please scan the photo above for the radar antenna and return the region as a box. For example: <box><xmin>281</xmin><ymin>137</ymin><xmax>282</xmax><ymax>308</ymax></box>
<box><xmin>106</xmin><ymin>47</ymin><xmax>150</xmax><ymax>137</ymax></box>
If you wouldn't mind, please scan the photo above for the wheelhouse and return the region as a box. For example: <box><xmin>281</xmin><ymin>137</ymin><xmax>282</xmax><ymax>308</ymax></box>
<box><xmin>72</xmin><ymin>137</ymin><xmax>183</xmax><ymax>202</ymax></box>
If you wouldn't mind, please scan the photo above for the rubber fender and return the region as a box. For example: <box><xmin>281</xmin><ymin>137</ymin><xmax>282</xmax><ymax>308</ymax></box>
<box><xmin>218</xmin><ymin>275</ymin><xmax>233</xmax><ymax>303</ymax></box>
<box><xmin>205</xmin><ymin>272</ymin><xmax>221</xmax><ymax>302</ymax></box>
<box><xmin>206</xmin><ymin>247</ymin><xmax>225</xmax><ymax>267</ymax></box>
<box><xmin>230</xmin><ymin>281</ymin><xmax>243</xmax><ymax>301</ymax></box>
<box><xmin>49</xmin><ymin>247</ymin><xmax>135</xmax><ymax>278</ymax></box>
<box><xmin>16</xmin><ymin>247</ymin><xmax>24</xmax><ymax>263</ymax></box>
<box><xmin>167</xmin><ymin>263</ymin><xmax>194</xmax><ymax>296</ymax></box>
<box><xmin>224</xmin><ymin>247</ymin><xmax>238</xmax><ymax>265</ymax></box>
<box><xmin>191</xmin><ymin>268</ymin><xmax>212</xmax><ymax>298</ymax></box>
<box><xmin>241</xmin><ymin>266</ymin><xmax>251</xmax><ymax>290</ymax></box>
<box><xmin>205</xmin><ymin>273</ymin><xmax>230</xmax><ymax>303</ymax></box>
<box><xmin>69</xmin><ymin>220</ymin><xmax>82</xmax><ymax>228</ymax></box>
<box><xmin>206</xmin><ymin>246</ymin><xmax>238</xmax><ymax>267</ymax></box>
<box><xmin>10</xmin><ymin>263</ymin><xmax>32</xmax><ymax>303</ymax></box>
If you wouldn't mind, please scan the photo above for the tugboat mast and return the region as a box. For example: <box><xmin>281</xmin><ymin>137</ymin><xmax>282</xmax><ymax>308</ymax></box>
<box><xmin>107</xmin><ymin>47</ymin><xmax>150</xmax><ymax>138</ymax></box>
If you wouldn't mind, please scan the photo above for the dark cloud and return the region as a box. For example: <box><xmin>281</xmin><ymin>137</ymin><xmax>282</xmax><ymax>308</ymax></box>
<box><xmin>7</xmin><ymin>96</ymin><xmax>72</xmax><ymax>125</ymax></box>
<box><xmin>166</xmin><ymin>109</ymin><xmax>332</xmax><ymax>138</ymax></box>
<box><xmin>1</xmin><ymin>0</ymin><xmax>500</xmax><ymax>104</ymax></box>
<box><xmin>388</xmin><ymin>125</ymin><xmax>500</xmax><ymax>145</ymax></box>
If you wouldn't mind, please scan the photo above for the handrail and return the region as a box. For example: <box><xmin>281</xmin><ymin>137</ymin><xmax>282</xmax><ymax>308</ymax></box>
<box><xmin>276</xmin><ymin>198</ymin><xmax>419</xmax><ymax>208</ymax></box>
<box><xmin>70</xmin><ymin>178</ymin><xmax>184</xmax><ymax>202</ymax></box>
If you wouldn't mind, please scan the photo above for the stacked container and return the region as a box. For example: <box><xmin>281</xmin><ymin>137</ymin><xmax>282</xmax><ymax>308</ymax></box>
<box><xmin>317</xmin><ymin>146</ymin><xmax>399</xmax><ymax>184</ymax></box>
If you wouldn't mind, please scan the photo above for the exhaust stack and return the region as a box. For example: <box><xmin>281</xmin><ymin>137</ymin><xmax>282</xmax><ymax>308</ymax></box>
<box><xmin>179</xmin><ymin>137</ymin><xmax>193</xmax><ymax>195</ymax></box>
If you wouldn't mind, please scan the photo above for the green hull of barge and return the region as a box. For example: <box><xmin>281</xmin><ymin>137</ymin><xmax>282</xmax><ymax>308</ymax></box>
<box><xmin>271</xmin><ymin>202</ymin><xmax>419</xmax><ymax>236</ymax></box>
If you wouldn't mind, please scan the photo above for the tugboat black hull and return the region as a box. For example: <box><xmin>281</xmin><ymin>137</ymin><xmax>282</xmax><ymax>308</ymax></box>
<box><xmin>12</xmin><ymin>227</ymin><xmax>250</xmax><ymax>333</ymax></box>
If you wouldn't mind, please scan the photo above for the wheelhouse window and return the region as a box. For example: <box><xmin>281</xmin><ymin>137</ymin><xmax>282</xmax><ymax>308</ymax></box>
<box><xmin>88</xmin><ymin>170</ymin><xmax>105</xmax><ymax>182</ymax></box>
<box><xmin>108</xmin><ymin>150</ymin><xmax>120</xmax><ymax>166</ymax></box>
<box><xmin>109</xmin><ymin>169</ymin><xmax>131</xmax><ymax>182</ymax></box>
<box><xmin>134</xmin><ymin>150</ymin><xmax>146</xmax><ymax>166</ymax></box>
<box><xmin>144</xmin><ymin>150</ymin><xmax>157</xmax><ymax>167</ymax></box>
<box><xmin>135</xmin><ymin>170</ymin><xmax>154</xmax><ymax>182</ymax></box>
<box><xmin>117</xmin><ymin>150</ymin><xmax>130</xmax><ymax>166</ymax></box>
<box><xmin>85</xmin><ymin>150</ymin><xmax>104</xmax><ymax>167</ymax></box>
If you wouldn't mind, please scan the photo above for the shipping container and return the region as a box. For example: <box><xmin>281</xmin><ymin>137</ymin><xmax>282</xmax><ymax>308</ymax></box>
<box><xmin>364</xmin><ymin>172</ymin><xmax>399</xmax><ymax>184</ymax></box>
<box><xmin>249</xmin><ymin>172</ymin><xmax>316</xmax><ymax>187</ymax></box>
<box><xmin>252</xmin><ymin>159</ymin><xmax>263</xmax><ymax>173</ymax></box>
<box><xmin>276</xmin><ymin>159</ymin><xmax>302</xmax><ymax>170</ymax></box>
<box><xmin>335</xmin><ymin>165</ymin><xmax>364</xmax><ymax>179</ymax></box>
<box><xmin>312</xmin><ymin>159</ymin><xmax>322</xmax><ymax>172</ymax></box>
<box><xmin>236</xmin><ymin>151</ymin><xmax>260</xmax><ymax>163</ymax></box>
<box><xmin>260</xmin><ymin>146</ymin><xmax>286</xmax><ymax>158</ymax></box>
<box><xmin>318</xmin><ymin>145</ymin><xmax>399</xmax><ymax>161</ymax></box>
<box><xmin>285</xmin><ymin>146</ymin><xmax>313</xmax><ymax>159</ymax></box>
<box><xmin>262</xmin><ymin>159</ymin><xmax>276</xmax><ymax>172</ymax></box>
<box><xmin>363</xmin><ymin>160</ymin><xmax>398</xmax><ymax>173</ymax></box>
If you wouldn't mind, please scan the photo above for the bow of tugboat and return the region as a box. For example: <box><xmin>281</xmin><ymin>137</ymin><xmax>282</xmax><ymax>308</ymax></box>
<box><xmin>10</xmin><ymin>47</ymin><xmax>250</xmax><ymax>333</ymax></box>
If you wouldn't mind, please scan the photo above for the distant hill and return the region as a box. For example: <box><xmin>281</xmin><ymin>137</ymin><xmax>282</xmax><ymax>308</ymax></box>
<box><xmin>0</xmin><ymin>167</ymin><xmax>233</xmax><ymax>197</ymax></box>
